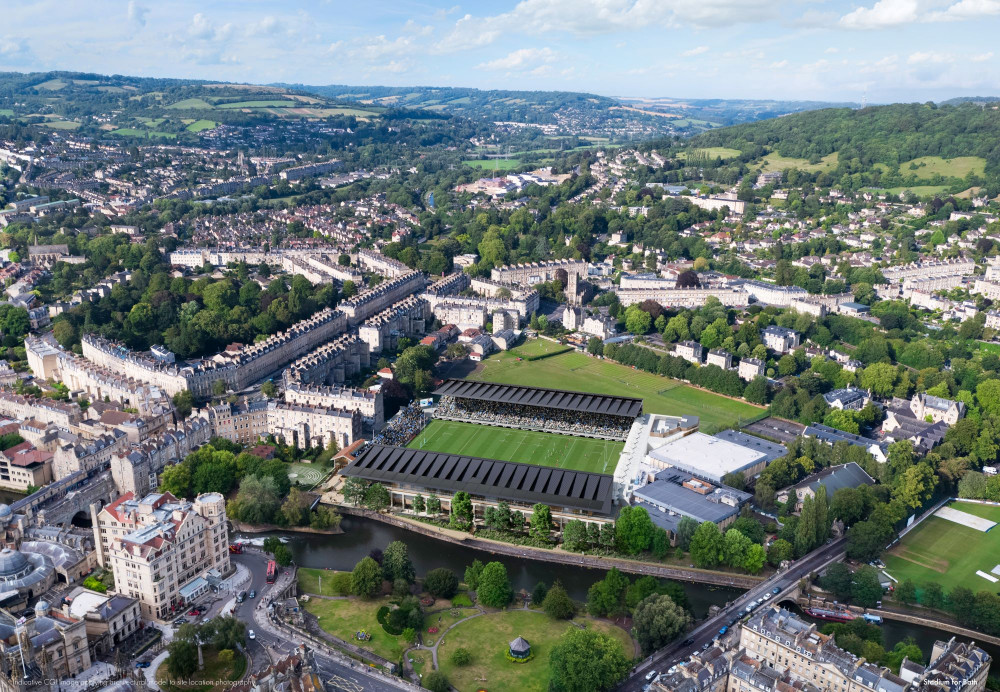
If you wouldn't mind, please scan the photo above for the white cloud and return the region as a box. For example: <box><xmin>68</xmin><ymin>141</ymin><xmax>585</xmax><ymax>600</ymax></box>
<box><xmin>770</xmin><ymin>59</ymin><xmax>789</xmax><ymax>68</ymax></box>
<box><xmin>245</xmin><ymin>16</ymin><xmax>282</xmax><ymax>37</ymax></box>
<box><xmin>682</xmin><ymin>45</ymin><xmax>709</xmax><ymax>56</ymax></box>
<box><xmin>825</xmin><ymin>47</ymin><xmax>839</xmax><ymax>54</ymax></box>
<box><xmin>928</xmin><ymin>0</ymin><xmax>1000</xmax><ymax>20</ymax></box>
<box><xmin>972</xmin><ymin>51</ymin><xmax>994</xmax><ymax>61</ymax></box>
<box><xmin>478</xmin><ymin>47</ymin><xmax>558</xmax><ymax>71</ymax></box>
<box><xmin>188</xmin><ymin>13</ymin><xmax>214</xmax><ymax>39</ymax></box>
<box><xmin>908</xmin><ymin>51</ymin><xmax>952</xmax><ymax>63</ymax></box>
<box><xmin>839</xmin><ymin>0</ymin><xmax>919</xmax><ymax>29</ymax></box>
<box><xmin>127</xmin><ymin>1</ymin><xmax>148</xmax><ymax>27</ymax></box>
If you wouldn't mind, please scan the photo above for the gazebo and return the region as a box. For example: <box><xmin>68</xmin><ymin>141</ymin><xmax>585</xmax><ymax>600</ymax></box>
<box><xmin>509</xmin><ymin>636</ymin><xmax>531</xmax><ymax>660</ymax></box>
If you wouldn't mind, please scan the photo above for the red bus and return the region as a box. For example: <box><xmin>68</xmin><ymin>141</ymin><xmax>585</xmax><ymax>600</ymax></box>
<box><xmin>228</xmin><ymin>543</ymin><xmax>243</xmax><ymax>554</ymax></box>
<box><xmin>265</xmin><ymin>560</ymin><xmax>277</xmax><ymax>584</ymax></box>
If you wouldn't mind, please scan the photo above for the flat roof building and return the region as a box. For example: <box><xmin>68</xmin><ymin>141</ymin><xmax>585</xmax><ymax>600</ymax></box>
<box><xmin>633</xmin><ymin>471</ymin><xmax>752</xmax><ymax>537</ymax></box>
<box><xmin>646</xmin><ymin>432</ymin><xmax>770</xmax><ymax>484</ymax></box>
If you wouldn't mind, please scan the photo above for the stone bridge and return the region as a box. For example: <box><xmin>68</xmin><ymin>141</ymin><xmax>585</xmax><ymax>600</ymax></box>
<box><xmin>11</xmin><ymin>468</ymin><xmax>118</xmax><ymax>528</ymax></box>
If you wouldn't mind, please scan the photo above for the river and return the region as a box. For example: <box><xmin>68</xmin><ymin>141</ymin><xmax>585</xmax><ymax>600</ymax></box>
<box><xmin>263</xmin><ymin>515</ymin><xmax>999</xmax><ymax>661</ymax></box>
<box><xmin>256</xmin><ymin>514</ymin><xmax>741</xmax><ymax>619</ymax></box>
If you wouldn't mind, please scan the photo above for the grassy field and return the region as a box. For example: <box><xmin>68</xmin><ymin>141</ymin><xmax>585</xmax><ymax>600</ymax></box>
<box><xmin>156</xmin><ymin>645</ymin><xmax>245</xmax><ymax>692</ymax></box>
<box><xmin>42</xmin><ymin>120</ymin><xmax>79</xmax><ymax>130</ymax></box>
<box><xmin>286</xmin><ymin>462</ymin><xmax>328</xmax><ymax>487</ymax></box>
<box><xmin>216</xmin><ymin>99</ymin><xmax>299</xmax><ymax>109</ymax></box>
<box><xmin>0</xmin><ymin>109</ymin><xmax>13</xmax><ymax>117</ymax></box>
<box><xmin>408</xmin><ymin>419</ymin><xmax>624</xmax><ymax>473</ymax></box>
<box><xmin>185</xmin><ymin>119</ymin><xmax>217</xmax><ymax>132</ymax></box>
<box><xmin>759</xmin><ymin>152</ymin><xmax>839</xmax><ymax>173</ymax></box>
<box><xmin>883</xmin><ymin>501</ymin><xmax>1000</xmax><ymax>596</ymax></box>
<box><xmin>303</xmin><ymin>596</ymin><xmax>410</xmax><ymax>662</ymax></box>
<box><xmin>682</xmin><ymin>147</ymin><xmax>741</xmax><ymax>160</ymax></box>
<box><xmin>166</xmin><ymin>98</ymin><xmax>214</xmax><ymax>109</ymax></box>
<box><xmin>436</xmin><ymin>610</ymin><xmax>634</xmax><ymax>692</ymax></box>
<box><xmin>463</xmin><ymin>158</ymin><xmax>523</xmax><ymax>170</ymax></box>
<box><xmin>979</xmin><ymin>341</ymin><xmax>1000</xmax><ymax>354</ymax></box>
<box><xmin>512</xmin><ymin>339</ymin><xmax>566</xmax><ymax>357</ymax></box>
<box><xmin>884</xmin><ymin>185</ymin><xmax>951</xmax><ymax>196</ymax></box>
<box><xmin>298</xmin><ymin>568</ymin><xmax>348</xmax><ymax>597</ymax></box>
<box><xmin>898</xmin><ymin>156</ymin><xmax>986</xmax><ymax>179</ymax></box>
<box><xmin>35</xmin><ymin>78</ymin><xmax>68</xmax><ymax>90</ymax></box>
<box><xmin>467</xmin><ymin>347</ymin><xmax>763</xmax><ymax>432</ymax></box>
<box><xmin>110</xmin><ymin>128</ymin><xmax>176</xmax><ymax>139</ymax></box>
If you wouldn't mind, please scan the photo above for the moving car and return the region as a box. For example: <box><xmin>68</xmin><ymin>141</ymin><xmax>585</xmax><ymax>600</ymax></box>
<box><xmin>236</xmin><ymin>591</ymin><xmax>246</xmax><ymax>603</ymax></box>
<box><xmin>645</xmin><ymin>670</ymin><xmax>658</xmax><ymax>681</ymax></box>
<box><xmin>248</xmin><ymin>630</ymin><xmax>256</xmax><ymax>640</ymax></box>
<box><xmin>135</xmin><ymin>662</ymin><xmax>150</xmax><ymax>669</ymax></box>
<box><xmin>772</xmin><ymin>587</ymin><xmax>781</xmax><ymax>594</ymax></box>
<box><xmin>719</xmin><ymin>626</ymin><xmax>728</xmax><ymax>635</ymax></box>
<box><xmin>249</xmin><ymin>589</ymin><xmax>256</xmax><ymax>599</ymax></box>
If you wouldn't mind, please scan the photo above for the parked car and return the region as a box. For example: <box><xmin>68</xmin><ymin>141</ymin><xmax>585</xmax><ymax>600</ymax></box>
<box><xmin>187</xmin><ymin>608</ymin><xmax>201</xmax><ymax>616</ymax></box>
<box><xmin>645</xmin><ymin>670</ymin><xmax>658</xmax><ymax>681</ymax></box>
<box><xmin>719</xmin><ymin>626</ymin><xmax>728</xmax><ymax>635</ymax></box>
<box><xmin>174</xmin><ymin>618</ymin><xmax>187</xmax><ymax>626</ymax></box>
<box><xmin>236</xmin><ymin>591</ymin><xmax>246</xmax><ymax>603</ymax></box>
<box><xmin>249</xmin><ymin>590</ymin><xmax>256</xmax><ymax>599</ymax></box>
<box><xmin>134</xmin><ymin>662</ymin><xmax>150</xmax><ymax>669</ymax></box>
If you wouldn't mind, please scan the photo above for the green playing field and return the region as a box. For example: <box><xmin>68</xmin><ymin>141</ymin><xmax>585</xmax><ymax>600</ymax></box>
<box><xmin>407</xmin><ymin>419</ymin><xmax>623</xmax><ymax>474</ymax></box>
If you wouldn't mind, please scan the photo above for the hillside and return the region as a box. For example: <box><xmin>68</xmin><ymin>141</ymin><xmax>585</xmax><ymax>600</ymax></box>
<box><xmin>0</xmin><ymin>70</ymin><xmax>387</xmax><ymax>142</ymax></box>
<box><xmin>685</xmin><ymin>102</ymin><xmax>1000</xmax><ymax>194</ymax></box>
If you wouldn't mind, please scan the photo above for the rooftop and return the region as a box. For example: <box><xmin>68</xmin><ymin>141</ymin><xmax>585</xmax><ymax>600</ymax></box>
<box><xmin>647</xmin><ymin>432</ymin><xmax>769</xmax><ymax>482</ymax></box>
<box><xmin>433</xmin><ymin>378</ymin><xmax>643</xmax><ymax>418</ymax></box>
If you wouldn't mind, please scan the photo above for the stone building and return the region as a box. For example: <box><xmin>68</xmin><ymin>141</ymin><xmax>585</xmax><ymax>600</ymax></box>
<box><xmin>340</xmin><ymin>271</ymin><xmax>426</xmax><ymax>325</ymax></box>
<box><xmin>283</xmin><ymin>382</ymin><xmax>384</xmax><ymax>431</ymax></box>
<box><xmin>490</xmin><ymin>259</ymin><xmax>587</xmax><ymax>286</ymax></box>
<box><xmin>615</xmin><ymin>286</ymin><xmax>749</xmax><ymax>308</ymax></box>
<box><xmin>357</xmin><ymin>295</ymin><xmax>428</xmax><ymax>353</ymax></box>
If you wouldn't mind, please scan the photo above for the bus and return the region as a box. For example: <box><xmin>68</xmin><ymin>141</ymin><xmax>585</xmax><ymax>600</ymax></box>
<box><xmin>228</xmin><ymin>543</ymin><xmax>243</xmax><ymax>554</ymax></box>
<box><xmin>265</xmin><ymin>560</ymin><xmax>277</xmax><ymax>584</ymax></box>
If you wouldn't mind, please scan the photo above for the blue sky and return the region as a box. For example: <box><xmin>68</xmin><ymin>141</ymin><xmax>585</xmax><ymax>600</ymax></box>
<box><xmin>1</xmin><ymin>0</ymin><xmax>998</xmax><ymax>102</ymax></box>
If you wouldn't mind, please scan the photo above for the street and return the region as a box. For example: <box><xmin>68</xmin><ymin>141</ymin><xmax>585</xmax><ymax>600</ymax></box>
<box><xmin>230</xmin><ymin>552</ymin><xmax>408</xmax><ymax>691</ymax></box>
<box><xmin>618</xmin><ymin>537</ymin><xmax>847</xmax><ymax>691</ymax></box>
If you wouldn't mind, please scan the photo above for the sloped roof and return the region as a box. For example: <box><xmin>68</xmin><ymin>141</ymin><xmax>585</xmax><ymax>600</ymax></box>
<box><xmin>433</xmin><ymin>379</ymin><xmax>643</xmax><ymax>418</ymax></box>
<box><xmin>344</xmin><ymin>444</ymin><xmax>614</xmax><ymax>515</ymax></box>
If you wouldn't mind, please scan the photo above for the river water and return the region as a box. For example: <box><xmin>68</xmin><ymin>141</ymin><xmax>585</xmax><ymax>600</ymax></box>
<box><xmin>268</xmin><ymin>515</ymin><xmax>999</xmax><ymax>661</ymax></box>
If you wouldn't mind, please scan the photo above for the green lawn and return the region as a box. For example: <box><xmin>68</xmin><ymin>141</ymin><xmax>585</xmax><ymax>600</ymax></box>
<box><xmin>35</xmin><ymin>78</ymin><xmax>67</xmax><ymax>90</ymax></box>
<box><xmin>898</xmin><ymin>156</ymin><xmax>986</xmax><ymax>179</ymax></box>
<box><xmin>467</xmin><ymin>348</ymin><xmax>763</xmax><ymax>432</ymax></box>
<box><xmin>883</xmin><ymin>185</ymin><xmax>952</xmax><ymax>196</ymax></box>
<box><xmin>883</xmin><ymin>501</ymin><xmax>1000</xmax><ymax>597</ymax></box>
<box><xmin>0</xmin><ymin>109</ymin><xmax>13</xmax><ymax>117</ymax></box>
<box><xmin>463</xmin><ymin>158</ymin><xmax>522</xmax><ymax>170</ymax></box>
<box><xmin>110</xmin><ymin>128</ymin><xmax>176</xmax><ymax>139</ymax></box>
<box><xmin>41</xmin><ymin>120</ymin><xmax>79</xmax><ymax>130</ymax></box>
<box><xmin>979</xmin><ymin>341</ymin><xmax>1000</xmax><ymax>355</ymax></box>
<box><xmin>298</xmin><ymin>568</ymin><xmax>348</xmax><ymax>597</ymax></box>
<box><xmin>682</xmin><ymin>147</ymin><xmax>741</xmax><ymax>160</ymax></box>
<box><xmin>759</xmin><ymin>152</ymin><xmax>839</xmax><ymax>173</ymax></box>
<box><xmin>436</xmin><ymin>610</ymin><xmax>634</xmax><ymax>692</ymax></box>
<box><xmin>166</xmin><ymin>98</ymin><xmax>214</xmax><ymax>109</ymax></box>
<box><xmin>156</xmin><ymin>645</ymin><xmax>245</xmax><ymax>692</ymax></box>
<box><xmin>287</xmin><ymin>462</ymin><xmax>328</xmax><ymax>487</ymax></box>
<box><xmin>186</xmin><ymin>119</ymin><xmax>217</xmax><ymax>132</ymax></box>
<box><xmin>408</xmin><ymin>419</ymin><xmax>623</xmax><ymax>474</ymax></box>
<box><xmin>303</xmin><ymin>596</ymin><xmax>409</xmax><ymax>662</ymax></box>
<box><xmin>512</xmin><ymin>339</ymin><xmax>566</xmax><ymax>357</ymax></box>
<box><xmin>216</xmin><ymin>100</ymin><xmax>299</xmax><ymax>108</ymax></box>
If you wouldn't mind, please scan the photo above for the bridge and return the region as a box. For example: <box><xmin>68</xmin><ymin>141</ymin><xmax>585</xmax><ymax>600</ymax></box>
<box><xmin>620</xmin><ymin>537</ymin><xmax>848</xmax><ymax>691</ymax></box>
<box><xmin>10</xmin><ymin>466</ymin><xmax>117</xmax><ymax>528</ymax></box>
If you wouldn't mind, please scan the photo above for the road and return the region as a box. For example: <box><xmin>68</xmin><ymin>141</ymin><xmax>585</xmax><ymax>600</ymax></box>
<box><xmin>230</xmin><ymin>553</ymin><xmax>407</xmax><ymax>691</ymax></box>
<box><xmin>618</xmin><ymin>537</ymin><xmax>848</xmax><ymax>691</ymax></box>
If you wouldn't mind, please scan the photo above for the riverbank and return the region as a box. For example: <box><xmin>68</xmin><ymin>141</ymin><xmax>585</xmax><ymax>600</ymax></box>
<box><xmin>336</xmin><ymin>505</ymin><xmax>764</xmax><ymax>589</ymax></box>
<box><xmin>231</xmin><ymin>521</ymin><xmax>344</xmax><ymax>535</ymax></box>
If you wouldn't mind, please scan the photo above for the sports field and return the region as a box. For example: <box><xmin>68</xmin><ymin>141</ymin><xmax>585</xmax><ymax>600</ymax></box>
<box><xmin>883</xmin><ymin>501</ymin><xmax>1000</xmax><ymax>595</ymax></box>
<box><xmin>467</xmin><ymin>344</ymin><xmax>763</xmax><ymax>432</ymax></box>
<box><xmin>407</xmin><ymin>419</ymin><xmax>623</xmax><ymax>474</ymax></box>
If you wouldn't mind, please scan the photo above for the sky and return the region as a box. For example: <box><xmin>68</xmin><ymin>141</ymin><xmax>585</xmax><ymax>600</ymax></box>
<box><xmin>1</xmin><ymin>0</ymin><xmax>999</xmax><ymax>103</ymax></box>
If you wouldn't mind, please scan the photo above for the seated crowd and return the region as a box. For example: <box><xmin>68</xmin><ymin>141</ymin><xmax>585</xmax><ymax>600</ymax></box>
<box><xmin>434</xmin><ymin>396</ymin><xmax>632</xmax><ymax>441</ymax></box>
<box><xmin>372</xmin><ymin>404</ymin><xmax>427</xmax><ymax>446</ymax></box>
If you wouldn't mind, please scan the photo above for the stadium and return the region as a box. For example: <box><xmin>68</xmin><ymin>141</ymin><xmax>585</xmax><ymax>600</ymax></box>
<box><xmin>408</xmin><ymin>379</ymin><xmax>644</xmax><ymax>474</ymax></box>
<box><xmin>341</xmin><ymin>379</ymin><xmax>646</xmax><ymax>526</ymax></box>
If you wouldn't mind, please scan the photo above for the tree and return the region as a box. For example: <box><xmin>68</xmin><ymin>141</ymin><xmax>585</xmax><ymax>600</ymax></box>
<box><xmin>896</xmin><ymin>463</ymin><xmax>937</xmax><ymax>510</ymax></box>
<box><xmin>166</xmin><ymin>639</ymin><xmax>198</xmax><ymax>678</ymax></box>
<box><xmin>532</xmin><ymin>581</ymin><xmax>549</xmax><ymax>605</ymax></box>
<box><xmin>273</xmin><ymin>543</ymin><xmax>293</xmax><ymax>566</ymax></box>
<box><xmin>424</xmin><ymin>568</ymin><xmax>458</xmax><ymax>598</ymax></box>
<box><xmin>723</xmin><ymin>529</ymin><xmax>753</xmax><ymax>569</ymax></box>
<box><xmin>341</xmin><ymin>477</ymin><xmax>367</xmax><ymax>507</ymax></box>
<box><xmin>548</xmin><ymin>628</ymin><xmax>630</xmax><ymax>692</ymax></box>
<box><xmin>587</xmin><ymin>337</ymin><xmax>604</xmax><ymax>356</ymax></box>
<box><xmin>896</xmin><ymin>579</ymin><xmax>917</xmax><ymax>605</ymax></box>
<box><xmin>281</xmin><ymin>487</ymin><xmax>311</xmax><ymax>526</ymax></box>
<box><xmin>160</xmin><ymin>463</ymin><xmax>192</xmax><ymax>498</ymax></box>
<box><xmin>861</xmin><ymin>363</ymin><xmax>899</xmax><ymax>397</ymax></box>
<box><xmin>851</xmin><ymin>565</ymin><xmax>884</xmax><ymax>608</ymax></box>
<box><xmin>450</xmin><ymin>491</ymin><xmax>474</xmax><ymax>531</ymax></box>
<box><xmin>213</xmin><ymin>379</ymin><xmax>228</xmax><ymax>396</ymax></box>
<box><xmin>767</xmin><ymin>538</ymin><xmax>794</xmax><ymax>566</ymax></box>
<box><xmin>615</xmin><ymin>505</ymin><xmax>655</xmax><ymax>555</ymax></box>
<box><xmin>689</xmin><ymin>521</ymin><xmax>724</xmax><ymax>567</ymax></box>
<box><xmin>821</xmin><ymin>563</ymin><xmax>854</xmax><ymax>601</ymax></box>
<box><xmin>362</xmin><ymin>483</ymin><xmax>390</xmax><ymax>512</ymax></box>
<box><xmin>624</xmin><ymin>305</ymin><xmax>652</xmax><ymax>334</ymax></box>
<box><xmin>477</xmin><ymin>562</ymin><xmax>512</xmax><ymax>608</ymax></box>
<box><xmin>173</xmin><ymin>390</ymin><xmax>194</xmax><ymax>419</ymax></box>
<box><xmin>632</xmin><ymin>593</ymin><xmax>692</xmax><ymax>654</ymax></box>
<box><xmin>675</xmin><ymin>517</ymin><xmax>699</xmax><ymax>551</ymax></box>
<box><xmin>922</xmin><ymin>581</ymin><xmax>945</xmax><ymax>610</ymax></box>
<box><xmin>586</xmin><ymin>568</ymin><xmax>630</xmax><ymax>617</ymax></box>
<box><xmin>412</xmin><ymin>494</ymin><xmax>426</xmax><ymax>513</ymax></box>
<box><xmin>543</xmin><ymin>580</ymin><xmax>577</xmax><ymax>619</ymax></box>
<box><xmin>562</xmin><ymin>520</ymin><xmax>589</xmax><ymax>552</ymax></box>
<box><xmin>744</xmin><ymin>376</ymin><xmax>769</xmax><ymax>405</ymax></box>
<box><xmin>530</xmin><ymin>503</ymin><xmax>553</xmax><ymax>541</ymax></box>
<box><xmin>743</xmin><ymin>544</ymin><xmax>767</xmax><ymax>574</ymax></box>
<box><xmin>652</xmin><ymin>528</ymin><xmax>671</xmax><ymax>559</ymax></box>
<box><xmin>423</xmin><ymin>671</ymin><xmax>450</xmax><ymax>692</ymax></box>
<box><xmin>464</xmin><ymin>559</ymin><xmax>484</xmax><ymax>590</ymax></box>
<box><xmin>382</xmin><ymin>541</ymin><xmax>415</xmax><ymax>584</ymax></box>
<box><xmin>450</xmin><ymin>647</ymin><xmax>473</xmax><ymax>666</ymax></box>
<box><xmin>426</xmin><ymin>494</ymin><xmax>441</xmax><ymax>515</ymax></box>
<box><xmin>351</xmin><ymin>557</ymin><xmax>382</xmax><ymax>599</ymax></box>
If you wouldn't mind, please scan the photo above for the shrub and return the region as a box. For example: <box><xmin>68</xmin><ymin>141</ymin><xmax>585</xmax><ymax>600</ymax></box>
<box><xmin>423</xmin><ymin>671</ymin><xmax>450</xmax><ymax>692</ymax></box>
<box><xmin>450</xmin><ymin>647</ymin><xmax>473</xmax><ymax>666</ymax></box>
<box><xmin>423</xmin><ymin>568</ymin><xmax>459</xmax><ymax>599</ymax></box>
<box><xmin>376</xmin><ymin>606</ymin><xmax>403</xmax><ymax>636</ymax></box>
<box><xmin>452</xmin><ymin>592</ymin><xmax>474</xmax><ymax>607</ymax></box>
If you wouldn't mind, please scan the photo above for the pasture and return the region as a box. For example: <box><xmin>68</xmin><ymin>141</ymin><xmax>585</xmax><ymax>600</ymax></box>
<box><xmin>758</xmin><ymin>152</ymin><xmax>839</xmax><ymax>173</ymax></box>
<box><xmin>165</xmin><ymin>97</ymin><xmax>214</xmax><ymax>109</ymax></box>
<box><xmin>185</xmin><ymin>119</ymin><xmax>217</xmax><ymax>132</ymax></box>
<box><xmin>463</xmin><ymin>158</ymin><xmax>523</xmax><ymax>170</ymax></box>
<box><xmin>898</xmin><ymin>156</ymin><xmax>986</xmax><ymax>180</ymax></box>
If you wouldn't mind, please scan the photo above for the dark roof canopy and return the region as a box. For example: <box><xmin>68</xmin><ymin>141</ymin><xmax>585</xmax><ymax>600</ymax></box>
<box><xmin>343</xmin><ymin>444</ymin><xmax>614</xmax><ymax>515</ymax></box>
<box><xmin>433</xmin><ymin>379</ymin><xmax>643</xmax><ymax>419</ymax></box>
